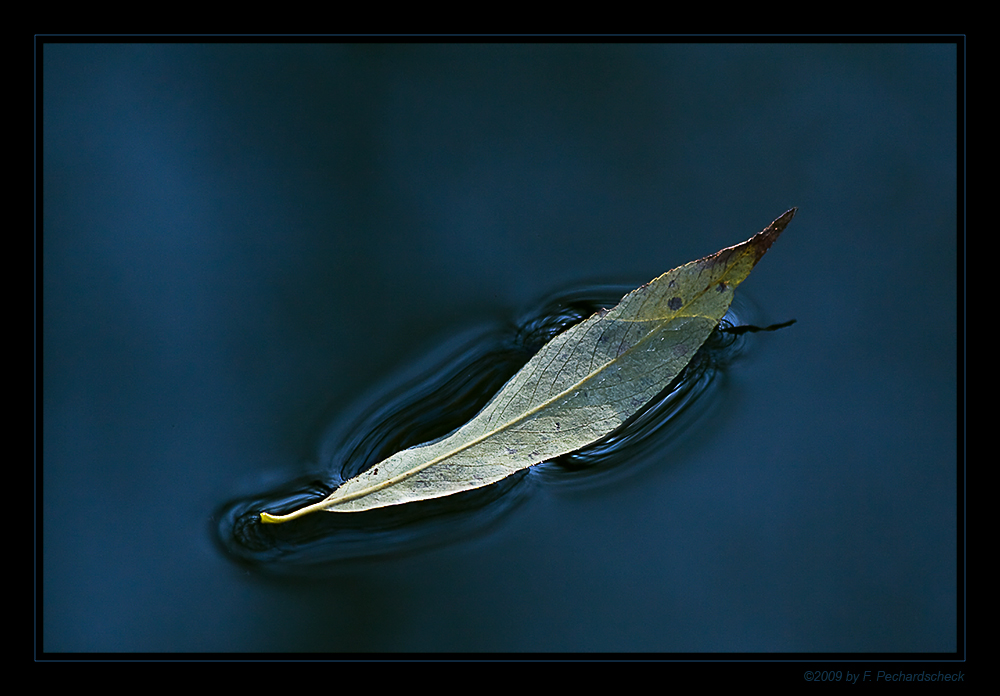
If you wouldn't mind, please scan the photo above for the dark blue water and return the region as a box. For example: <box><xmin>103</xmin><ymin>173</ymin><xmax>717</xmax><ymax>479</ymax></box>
<box><xmin>42</xmin><ymin>42</ymin><xmax>959</xmax><ymax>654</ymax></box>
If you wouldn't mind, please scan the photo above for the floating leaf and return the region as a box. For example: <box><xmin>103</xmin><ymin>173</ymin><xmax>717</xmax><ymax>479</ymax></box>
<box><xmin>261</xmin><ymin>208</ymin><xmax>795</xmax><ymax>522</ymax></box>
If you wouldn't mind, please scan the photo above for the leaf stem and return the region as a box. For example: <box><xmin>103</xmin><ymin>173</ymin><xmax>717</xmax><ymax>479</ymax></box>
<box><xmin>259</xmin><ymin>499</ymin><xmax>330</xmax><ymax>524</ymax></box>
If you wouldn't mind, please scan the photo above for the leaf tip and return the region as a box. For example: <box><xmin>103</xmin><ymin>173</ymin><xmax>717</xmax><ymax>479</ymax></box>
<box><xmin>751</xmin><ymin>207</ymin><xmax>796</xmax><ymax>259</ymax></box>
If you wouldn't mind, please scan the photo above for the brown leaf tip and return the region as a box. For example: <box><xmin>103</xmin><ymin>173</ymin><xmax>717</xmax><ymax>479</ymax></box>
<box><xmin>696</xmin><ymin>208</ymin><xmax>796</xmax><ymax>272</ymax></box>
<box><xmin>752</xmin><ymin>207</ymin><xmax>797</xmax><ymax>260</ymax></box>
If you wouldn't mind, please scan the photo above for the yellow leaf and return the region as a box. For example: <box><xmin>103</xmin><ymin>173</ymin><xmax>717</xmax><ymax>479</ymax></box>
<box><xmin>261</xmin><ymin>208</ymin><xmax>795</xmax><ymax>522</ymax></box>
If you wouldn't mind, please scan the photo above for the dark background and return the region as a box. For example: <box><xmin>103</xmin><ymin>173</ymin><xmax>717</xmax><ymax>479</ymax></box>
<box><xmin>41</xmin><ymin>41</ymin><xmax>959</xmax><ymax>653</ymax></box>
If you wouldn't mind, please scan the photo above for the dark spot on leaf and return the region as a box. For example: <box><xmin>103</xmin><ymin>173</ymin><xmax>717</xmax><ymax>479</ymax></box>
<box><xmin>716</xmin><ymin>282</ymin><xmax>727</xmax><ymax>292</ymax></box>
<box><xmin>668</xmin><ymin>296</ymin><xmax>683</xmax><ymax>311</ymax></box>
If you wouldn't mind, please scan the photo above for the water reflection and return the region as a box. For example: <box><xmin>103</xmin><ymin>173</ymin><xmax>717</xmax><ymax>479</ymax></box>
<box><xmin>216</xmin><ymin>284</ymin><xmax>766</xmax><ymax>573</ymax></box>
